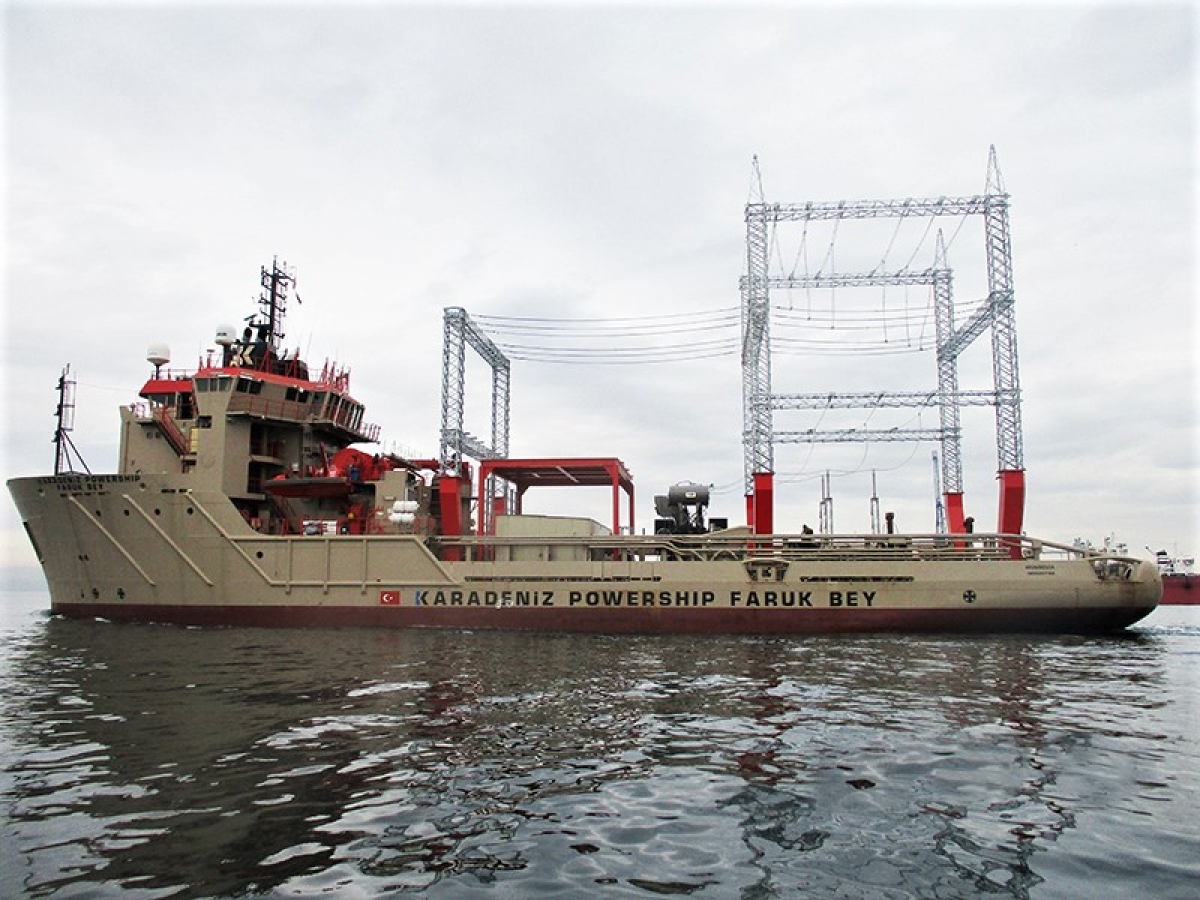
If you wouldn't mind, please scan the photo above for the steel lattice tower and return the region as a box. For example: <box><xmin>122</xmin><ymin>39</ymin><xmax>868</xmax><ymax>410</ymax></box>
<box><xmin>931</xmin><ymin>232</ymin><xmax>963</xmax><ymax>497</ymax></box>
<box><xmin>440</xmin><ymin>307</ymin><xmax>511</xmax><ymax>467</ymax></box>
<box><xmin>741</xmin><ymin>147</ymin><xmax>1024</xmax><ymax>534</ymax></box>
<box><xmin>740</xmin><ymin>157</ymin><xmax>774</xmax><ymax>484</ymax></box>
<box><xmin>983</xmin><ymin>150</ymin><xmax>1023</xmax><ymax>474</ymax></box>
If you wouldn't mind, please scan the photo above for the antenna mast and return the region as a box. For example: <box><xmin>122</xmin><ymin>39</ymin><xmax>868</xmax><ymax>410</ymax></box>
<box><xmin>258</xmin><ymin>257</ymin><xmax>294</xmax><ymax>361</ymax></box>
<box><xmin>53</xmin><ymin>365</ymin><xmax>90</xmax><ymax>476</ymax></box>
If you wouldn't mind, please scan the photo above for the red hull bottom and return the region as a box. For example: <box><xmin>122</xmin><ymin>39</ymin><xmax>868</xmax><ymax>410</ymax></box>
<box><xmin>51</xmin><ymin>603</ymin><xmax>1156</xmax><ymax>634</ymax></box>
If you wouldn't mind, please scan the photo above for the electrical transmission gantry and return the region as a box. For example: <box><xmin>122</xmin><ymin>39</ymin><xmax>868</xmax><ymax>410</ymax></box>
<box><xmin>741</xmin><ymin>147</ymin><xmax>1025</xmax><ymax>539</ymax></box>
<box><xmin>441</xmin><ymin>307</ymin><xmax>512</xmax><ymax>534</ymax></box>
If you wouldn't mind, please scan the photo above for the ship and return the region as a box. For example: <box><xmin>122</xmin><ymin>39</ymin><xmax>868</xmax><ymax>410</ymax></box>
<box><xmin>7</xmin><ymin>261</ymin><xmax>1160</xmax><ymax>634</ymax></box>
<box><xmin>1156</xmin><ymin>551</ymin><xmax>1198</xmax><ymax>605</ymax></box>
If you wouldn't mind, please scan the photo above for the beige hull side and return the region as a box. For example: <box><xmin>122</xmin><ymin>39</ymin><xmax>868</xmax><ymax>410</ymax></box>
<box><xmin>8</xmin><ymin>475</ymin><xmax>1161</xmax><ymax>632</ymax></box>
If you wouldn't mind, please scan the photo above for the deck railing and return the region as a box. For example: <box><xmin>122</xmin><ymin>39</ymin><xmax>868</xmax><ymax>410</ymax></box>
<box><xmin>151</xmin><ymin>407</ymin><xmax>191</xmax><ymax>456</ymax></box>
<box><xmin>224</xmin><ymin>393</ymin><xmax>381</xmax><ymax>442</ymax></box>
<box><xmin>430</xmin><ymin>532</ymin><xmax>1110</xmax><ymax>565</ymax></box>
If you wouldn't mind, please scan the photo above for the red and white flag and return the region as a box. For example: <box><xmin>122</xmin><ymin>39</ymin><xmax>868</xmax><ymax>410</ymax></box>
<box><xmin>379</xmin><ymin>590</ymin><xmax>401</xmax><ymax>606</ymax></box>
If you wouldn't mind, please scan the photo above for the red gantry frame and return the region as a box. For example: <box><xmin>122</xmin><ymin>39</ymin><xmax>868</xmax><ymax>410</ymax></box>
<box><xmin>476</xmin><ymin>457</ymin><xmax>635</xmax><ymax>536</ymax></box>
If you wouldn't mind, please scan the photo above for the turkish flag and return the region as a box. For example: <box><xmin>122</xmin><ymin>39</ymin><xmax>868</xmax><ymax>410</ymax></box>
<box><xmin>379</xmin><ymin>590</ymin><xmax>401</xmax><ymax>606</ymax></box>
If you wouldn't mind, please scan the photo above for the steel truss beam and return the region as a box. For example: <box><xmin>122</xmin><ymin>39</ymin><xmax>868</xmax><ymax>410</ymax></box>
<box><xmin>775</xmin><ymin>428</ymin><xmax>949</xmax><ymax>444</ymax></box>
<box><xmin>770</xmin><ymin>390</ymin><xmax>999</xmax><ymax>410</ymax></box>
<box><xmin>748</xmin><ymin>196</ymin><xmax>989</xmax><ymax>223</ymax></box>
<box><xmin>768</xmin><ymin>269</ymin><xmax>943</xmax><ymax>289</ymax></box>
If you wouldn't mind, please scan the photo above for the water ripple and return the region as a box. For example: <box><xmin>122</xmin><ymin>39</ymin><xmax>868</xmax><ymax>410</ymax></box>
<box><xmin>0</xmin><ymin>603</ymin><xmax>1197</xmax><ymax>898</ymax></box>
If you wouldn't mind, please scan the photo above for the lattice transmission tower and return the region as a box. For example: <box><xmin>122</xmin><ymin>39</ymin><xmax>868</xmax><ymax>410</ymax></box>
<box><xmin>740</xmin><ymin>146</ymin><xmax>1025</xmax><ymax>535</ymax></box>
<box><xmin>440</xmin><ymin>307</ymin><xmax>512</xmax><ymax>531</ymax></box>
<box><xmin>440</xmin><ymin>307</ymin><xmax>511</xmax><ymax>467</ymax></box>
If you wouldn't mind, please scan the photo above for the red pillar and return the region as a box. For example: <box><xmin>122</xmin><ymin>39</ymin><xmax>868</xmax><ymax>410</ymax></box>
<box><xmin>997</xmin><ymin>469</ymin><xmax>1026</xmax><ymax>559</ymax></box>
<box><xmin>752</xmin><ymin>471</ymin><xmax>774</xmax><ymax>535</ymax></box>
<box><xmin>610</xmin><ymin>464</ymin><xmax>622</xmax><ymax>535</ymax></box>
<box><xmin>944</xmin><ymin>492</ymin><xmax>966</xmax><ymax>534</ymax></box>
<box><xmin>489</xmin><ymin>495</ymin><xmax>507</xmax><ymax>534</ymax></box>
<box><xmin>438</xmin><ymin>474</ymin><xmax>467</xmax><ymax>561</ymax></box>
<box><xmin>627</xmin><ymin>483</ymin><xmax>636</xmax><ymax>535</ymax></box>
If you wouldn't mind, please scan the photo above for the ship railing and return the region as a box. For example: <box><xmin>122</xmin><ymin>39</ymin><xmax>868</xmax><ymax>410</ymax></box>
<box><xmin>226</xmin><ymin>393</ymin><xmax>312</xmax><ymax>423</ymax></box>
<box><xmin>147</xmin><ymin>367</ymin><xmax>197</xmax><ymax>381</ymax></box>
<box><xmin>433</xmin><ymin>532</ymin><xmax>1099</xmax><ymax>565</ymax></box>
<box><xmin>224</xmin><ymin>393</ymin><xmax>381</xmax><ymax>441</ymax></box>
<box><xmin>151</xmin><ymin>406</ymin><xmax>191</xmax><ymax>456</ymax></box>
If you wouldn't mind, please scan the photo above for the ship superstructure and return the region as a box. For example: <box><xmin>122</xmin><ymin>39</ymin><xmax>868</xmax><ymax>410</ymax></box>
<box><xmin>120</xmin><ymin>260</ymin><xmax>432</xmax><ymax>539</ymax></box>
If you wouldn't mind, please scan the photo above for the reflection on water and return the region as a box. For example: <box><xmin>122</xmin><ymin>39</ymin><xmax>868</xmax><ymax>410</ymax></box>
<box><xmin>1</xmin><ymin>599</ymin><xmax>1197</xmax><ymax>898</ymax></box>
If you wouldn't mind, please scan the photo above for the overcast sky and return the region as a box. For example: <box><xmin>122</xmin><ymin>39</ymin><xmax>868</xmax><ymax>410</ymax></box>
<box><xmin>2</xmin><ymin>1</ymin><xmax>1196</xmax><ymax>579</ymax></box>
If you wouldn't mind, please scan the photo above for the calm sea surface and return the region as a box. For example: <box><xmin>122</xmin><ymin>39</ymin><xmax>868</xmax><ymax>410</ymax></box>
<box><xmin>1</xmin><ymin>590</ymin><xmax>1196</xmax><ymax>899</ymax></box>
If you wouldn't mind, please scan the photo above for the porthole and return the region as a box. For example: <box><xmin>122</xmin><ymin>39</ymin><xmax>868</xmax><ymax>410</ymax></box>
<box><xmin>256</xmin><ymin>551</ymin><xmax>264</xmax><ymax>559</ymax></box>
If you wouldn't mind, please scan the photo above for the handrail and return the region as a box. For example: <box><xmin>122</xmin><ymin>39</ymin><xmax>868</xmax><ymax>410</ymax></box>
<box><xmin>432</xmin><ymin>532</ymin><xmax>1152</xmax><ymax>566</ymax></box>
<box><xmin>225</xmin><ymin>393</ymin><xmax>380</xmax><ymax>441</ymax></box>
<box><xmin>151</xmin><ymin>406</ymin><xmax>190</xmax><ymax>456</ymax></box>
<box><xmin>428</xmin><ymin>532</ymin><xmax>1111</xmax><ymax>564</ymax></box>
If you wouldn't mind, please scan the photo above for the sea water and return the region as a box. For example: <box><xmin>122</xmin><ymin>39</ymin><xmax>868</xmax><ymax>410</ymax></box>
<box><xmin>1</xmin><ymin>590</ymin><xmax>1196</xmax><ymax>899</ymax></box>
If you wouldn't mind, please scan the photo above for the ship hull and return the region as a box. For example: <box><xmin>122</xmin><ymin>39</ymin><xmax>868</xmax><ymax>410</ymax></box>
<box><xmin>10</xmin><ymin>474</ymin><xmax>1161</xmax><ymax>634</ymax></box>
<box><xmin>38</xmin><ymin>601</ymin><xmax>1153</xmax><ymax>634</ymax></box>
<box><xmin>1161</xmin><ymin>573</ymin><xmax>1199</xmax><ymax>605</ymax></box>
